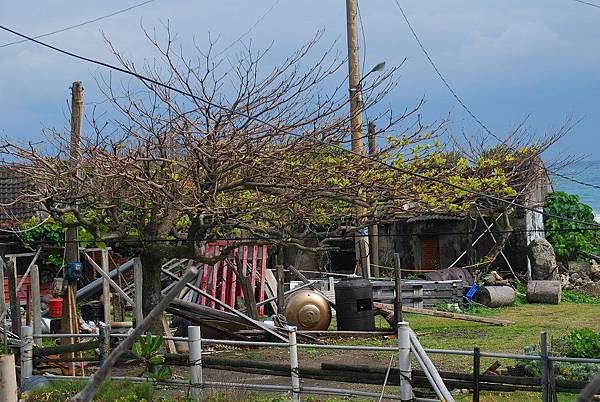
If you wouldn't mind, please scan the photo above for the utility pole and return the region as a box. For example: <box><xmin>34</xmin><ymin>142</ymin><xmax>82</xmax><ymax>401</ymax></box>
<box><xmin>368</xmin><ymin>122</ymin><xmax>380</xmax><ymax>277</ymax></box>
<box><xmin>65</xmin><ymin>81</ymin><xmax>83</xmax><ymax>264</ymax></box>
<box><xmin>60</xmin><ymin>81</ymin><xmax>84</xmax><ymax>375</ymax></box>
<box><xmin>346</xmin><ymin>0</ymin><xmax>371</xmax><ymax>277</ymax></box>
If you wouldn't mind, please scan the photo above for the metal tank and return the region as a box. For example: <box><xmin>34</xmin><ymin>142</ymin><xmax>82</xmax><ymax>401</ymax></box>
<box><xmin>284</xmin><ymin>290</ymin><xmax>332</xmax><ymax>331</ymax></box>
<box><xmin>334</xmin><ymin>277</ymin><xmax>375</xmax><ymax>331</ymax></box>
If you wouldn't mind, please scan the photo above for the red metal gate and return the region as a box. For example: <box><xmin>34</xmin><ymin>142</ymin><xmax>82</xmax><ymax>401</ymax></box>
<box><xmin>192</xmin><ymin>242</ymin><xmax>269</xmax><ymax>316</ymax></box>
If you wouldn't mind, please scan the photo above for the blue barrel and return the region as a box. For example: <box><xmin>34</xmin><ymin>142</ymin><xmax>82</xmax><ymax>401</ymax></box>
<box><xmin>65</xmin><ymin>262</ymin><xmax>84</xmax><ymax>281</ymax></box>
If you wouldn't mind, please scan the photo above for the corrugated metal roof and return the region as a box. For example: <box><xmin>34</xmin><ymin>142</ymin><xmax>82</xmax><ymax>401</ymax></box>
<box><xmin>406</xmin><ymin>214</ymin><xmax>465</xmax><ymax>223</ymax></box>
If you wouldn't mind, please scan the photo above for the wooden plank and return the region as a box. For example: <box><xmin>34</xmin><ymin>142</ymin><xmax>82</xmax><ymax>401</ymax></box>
<box><xmin>264</xmin><ymin>269</ymin><xmax>278</xmax><ymax>314</ymax></box>
<box><xmin>160</xmin><ymin>315</ymin><xmax>177</xmax><ymax>354</ymax></box>
<box><xmin>133</xmin><ymin>258</ymin><xmax>143</xmax><ymax>326</ymax></box>
<box><xmin>258</xmin><ymin>246</ymin><xmax>268</xmax><ymax>316</ymax></box>
<box><xmin>101</xmin><ymin>249</ymin><xmax>111</xmax><ymax>325</ymax></box>
<box><xmin>7</xmin><ymin>260</ymin><xmax>20</xmax><ymax>338</ymax></box>
<box><xmin>16</xmin><ymin>248</ymin><xmax>41</xmax><ymax>293</ymax></box>
<box><xmin>373</xmin><ymin>302</ymin><xmax>514</xmax><ymax>326</ymax></box>
<box><xmin>83</xmin><ymin>253</ymin><xmax>134</xmax><ymax>307</ymax></box>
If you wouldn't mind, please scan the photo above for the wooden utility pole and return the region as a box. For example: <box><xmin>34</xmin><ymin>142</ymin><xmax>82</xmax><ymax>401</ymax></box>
<box><xmin>65</xmin><ymin>81</ymin><xmax>83</xmax><ymax>264</ymax></box>
<box><xmin>60</xmin><ymin>81</ymin><xmax>84</xmax><ymax>375</ymax></box>
<box><xmin>368</xmin><ymin>122</ymin><xmax>380</xmax><ymax>277</ymax></box>
<box><xmin>346</xmin><ymin>0</ymin><xmax>371</xmax><ymax>277</ymax></box>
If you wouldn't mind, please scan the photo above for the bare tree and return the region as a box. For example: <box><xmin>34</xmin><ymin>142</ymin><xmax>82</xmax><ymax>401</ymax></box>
<box><xmin>0</xmin><ymin>29</ymin><xmax>555</xmax><ymax>324</ymax></box>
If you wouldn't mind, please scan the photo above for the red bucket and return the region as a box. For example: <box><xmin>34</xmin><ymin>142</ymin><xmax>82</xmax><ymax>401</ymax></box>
<box><xmin>48</xmin><ymin>298</ymin><xmax>63</xmax><ymax>318</ymax></box>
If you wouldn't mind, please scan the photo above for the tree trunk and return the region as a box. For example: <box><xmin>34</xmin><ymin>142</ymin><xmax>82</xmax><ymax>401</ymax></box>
<box><xmin>139</xmin><ymin>253</ymin><xmax>164</xmax><ymax>334</ymax></box>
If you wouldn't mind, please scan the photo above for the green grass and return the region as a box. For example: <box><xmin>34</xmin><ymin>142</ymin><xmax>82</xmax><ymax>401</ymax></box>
<box><xmin>24</xmin><ymin>380</ymin><xmax>154</xmax><ymax>402</ymax></box>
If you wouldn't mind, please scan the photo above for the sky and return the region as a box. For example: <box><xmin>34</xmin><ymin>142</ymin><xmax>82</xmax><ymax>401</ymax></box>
<box><xmin>0</xmin><ymin>0</ymin><xmax>599</xmax><ymax>162</ymax></box>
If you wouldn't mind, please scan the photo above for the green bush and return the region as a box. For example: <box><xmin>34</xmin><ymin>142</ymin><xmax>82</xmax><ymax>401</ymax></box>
<box><xmin>514</xmin><ymin>343</ymin><xmax>600</xmax><ymax>382</ymax></box>
<box><xmin>564</xmin><ymin>328</ymin><xmax>600</xmax><ymax>359</ymax></box>
<box><xmin>544</xmin><ymin>191</ymin><xmax>600</xmax><ymax>261</ymax></box>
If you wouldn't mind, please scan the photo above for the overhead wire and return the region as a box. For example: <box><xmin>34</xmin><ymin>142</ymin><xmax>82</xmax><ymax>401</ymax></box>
<box><xmin>391</xmin><ymin>0</ymin><xmax>503</xmax><ymax>143</ymax></box>
<box><xmin>0</xmin><ymin>0</ymin><xmax>157</xmax><ymax>49</ymax></box>
<box><xmin>392</xmin><ymin>0</ymin><xmax>600</xmax><ymax>193</ymax></box>
<box><xmin>0</xmin><ymin>23</ymin><xmax>599</xmax><ymax>229</ymax></box>
<box><xmin>211</xmin><ymin>0</ymin><xmax>281</xmax><ymax>59</ymax></box>
<box><xmin>572</xmin><ymin>0</ymin><xmax>600</xmax><ymax>9</ymax></box>
<box><xmin>550</xmin><ymin>170</ymin><xmax>600</xmax><ymax>190</ymax></box>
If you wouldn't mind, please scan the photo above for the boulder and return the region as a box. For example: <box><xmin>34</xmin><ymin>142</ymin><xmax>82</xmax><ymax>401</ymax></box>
<box><xmin>568</xmin><ymin>260</ymin><xmax>591</xmax><ymax>273</ymax></box>
<box><xmin>528</xmin><ymin>238</ymin><xmax>559</xmax><ymax>280</ymax></box>
<box><xmin>589</xmin><ymin>260</ymin><xmax>600</xmax><ymax>281</ymax></box>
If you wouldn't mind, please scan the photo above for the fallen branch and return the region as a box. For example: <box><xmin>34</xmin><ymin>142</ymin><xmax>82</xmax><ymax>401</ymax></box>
<box><xmin>70</xmin><ymin>266</ymin><xmax>198</xmax><ymax>402</ymax></box>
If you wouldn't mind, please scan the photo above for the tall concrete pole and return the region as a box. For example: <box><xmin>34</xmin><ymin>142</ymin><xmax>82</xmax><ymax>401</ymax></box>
<box><xmin>346</xmin><ymin>0</ymin><xmax>370</xmax><ymax>276</ymax></box>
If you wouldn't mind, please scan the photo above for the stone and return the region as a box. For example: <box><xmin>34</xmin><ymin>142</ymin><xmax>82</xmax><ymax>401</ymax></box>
<box><xmin>589</xmin><ymin>260</ymin><xmax>600</xmax><ymax>281</ymax></box>
<box><xmin>528</xmin><ymin>238</ymin><xmax>559</xmax><ymax>280</ymax></box>
<box><xmin>571</xmin><ymin>272</ymin><xmax>580</xmax><ymax>280</ymax></box>
<box><xmin>560</xmin><ymin>273</ymin><xmax>570</xmax><ymax>287</ymax></box>
<box><xmin>568</xmin><ymin>260</ymin><xmax>591</xmax><ymax>273</ymax></box>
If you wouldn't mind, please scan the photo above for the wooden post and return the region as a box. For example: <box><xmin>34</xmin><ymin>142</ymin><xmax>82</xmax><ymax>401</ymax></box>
<box><xmin>359</xmin><ymin>239</ymin><xmax>369</xmax><ymax>279</ymax></box>
<box><xmin>0</xmin><ymin>258</ymin><xmax>6</xmax><ymax>320</ymax></box>
<box><xmin>31</xmin><ymin>264</ymin><xmax>42</xmax><ymax>347</ymax></box>
<box><xmin>541</xmin><ymin>331</ymin><xmax>550</xmax><ymax>402</ymax></box>
<box><xmin>394</xmin><ymin>253</ymin><xmax>403</xmax><ymax>324</ymax></box>
<box><xmin>276</xmin><ymin>264</ymin><xmax>285</xmax><ymax>315</ymax></box>
<box><xmin>134</xmin><ymin>257</ymin><xmax>143</xmax><ymax>326</ymax></box>
<box><xmin>473</xmin><ymin>347</ymin><xmax>481</xmax><ymax>402</ymax></box>
<box><xmin>0</xmin><ymin>354</ymin><xmax>18</xmax><ymax>402</ymax></box>
<box><xmin>7</xmin><ymin>260</ymin><xmax>20</xmax><ymax>338</ymax></box>
<box><xmin>367</xmin><ymin>121</ymin><xmax>380</xmax><ymax>277</ymax></box>
<box><xmin>101</xmin><ymin>249</ymin><xmax>111</xmax><ymax>325</ymax></box>
<box><xmin>346</xmin><ymin>0</ymin><xmax>370</xmax><ymax>276</ymax></box>
<box><xmin>20</xmin><ymin>325</ymin><xmax>33</xmax><ymax>384</ymax></box>
<box><xmin>61</xmin><ymin>81</ymin><xmax>84</xmax><ymax>376</ymax></box>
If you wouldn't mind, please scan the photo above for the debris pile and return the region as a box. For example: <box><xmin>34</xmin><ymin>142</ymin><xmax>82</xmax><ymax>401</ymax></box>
<box><xmin>561</xmin><ymin>259</ymin><xmax>600</xmax><ymax>293</ymax></box>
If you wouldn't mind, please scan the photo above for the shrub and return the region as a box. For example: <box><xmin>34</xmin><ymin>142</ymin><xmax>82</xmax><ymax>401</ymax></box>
<box><xmin>564</xmin><ymin>328</ymin><xmax>600</xmax><ymax>359</ymax></box>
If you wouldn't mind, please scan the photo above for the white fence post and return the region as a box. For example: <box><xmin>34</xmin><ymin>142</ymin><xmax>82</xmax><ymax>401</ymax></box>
<box><xmin>31</xmin><ymin>264</ymin><xmax>42</xmax><ymax>347</ymax></box>
<box><xmin>287</xmin><ymin>325</ymin><xmax>301</xmax><ymax>402</ymax></box>
<box><xmin>397</xmin><ymin>321</ymin><xmax>412</xmax><ymax>401</ymax></box>
<box><xmin>21</xmin><ymin>325</ymin><xmax>33</xmax><ymax>383</ymax></box>
<box><xmin>188</xmin><ymin>326</ymin><xmax>203</xmax><ymax>401</ymax></box>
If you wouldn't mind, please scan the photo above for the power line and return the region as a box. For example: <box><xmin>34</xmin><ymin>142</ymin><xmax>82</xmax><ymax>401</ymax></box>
<box><xmin>391</xmin><ymin>1</ymin><xmax>600</xmax><ymax>192</ymax></box>
<box><xmin>0</xmin><ymin>0</ymin><xmax>156</xmax><ymax>49</ymax></box>
<box><xmin>551</xmin><ymin>170</ymin><xmax>600</xmax><ymax>190</ymax></box>
<box><xmin>391</xmin><ymin>0</ymin><xmax>503</xmax><ymax>143</ymax></box>
<box><xmin>212</xmin><ymin>0</ymin><xmax>281</xmax><ymax>59</ymax></box>
<box><xmin>0</xmin><ymin>24</ymin><xmax>598</xmax><ymax>229</ymax></box>
<box><xmin>572</xmin><ymin>0</ymin><xmax>600</xmax><ymax>9</ymax></box>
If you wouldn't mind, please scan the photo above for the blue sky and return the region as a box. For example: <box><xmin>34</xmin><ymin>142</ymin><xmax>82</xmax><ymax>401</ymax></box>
<box><xmin>0</xmin><ymin>0</ymin><xmax>598</xmax><ymax>161</ymax></box>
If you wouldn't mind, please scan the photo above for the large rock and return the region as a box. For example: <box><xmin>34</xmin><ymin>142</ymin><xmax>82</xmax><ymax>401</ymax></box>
<box><xmin>589</xmin><ymin>260</ymin><xmax>600</xmax><ymax>281</ymax></box>
<box><xmin>528</xmin><ymin>238</ymin><xmax>559</xmax><ymax>280</ymax></box>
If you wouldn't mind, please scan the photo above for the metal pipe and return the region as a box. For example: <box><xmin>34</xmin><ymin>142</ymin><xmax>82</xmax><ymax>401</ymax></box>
<box><xmin>410</xmin><ymin>332</ymin><xmax>454</xmax><ymax>402</ymax></box>
<box><xmin>297</xmin><ymin>343</ymin><xmax>396</xmax><ymax>351</ymax></box>
<box><xmin>397</xmin><ymin>321</ymin><xmax>412</xmax><ymax>401</ymax></box>
<box><xmin>410</xmin><ymin>343</ymin><xmax>443</xmax><ymax>401</ymax></box>
<box><xmin>188</xmin><ymin>326</ymin><xmax>203</xmax><ymax>401</ymax></box>
<box><xmin>288</xmin><ymin>326</ymin><xmax>301</xmax><ymax>402</ymax></box>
